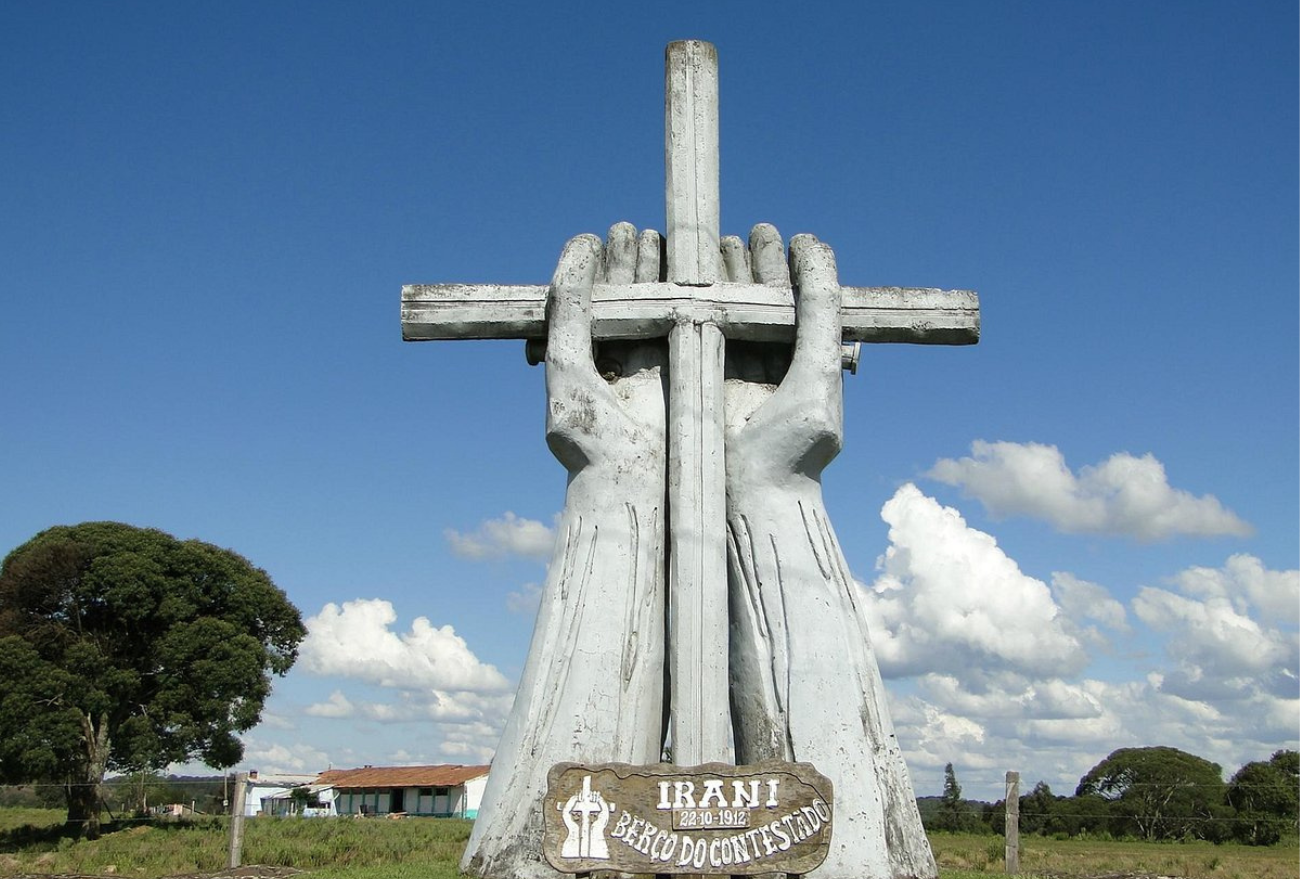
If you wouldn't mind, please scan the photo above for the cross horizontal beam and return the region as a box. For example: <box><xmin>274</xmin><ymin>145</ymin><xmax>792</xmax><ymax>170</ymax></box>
<box><xmin>401</xmin><ymin>282</ymin><xmax>980</xmax><ymax>345</ymax></box>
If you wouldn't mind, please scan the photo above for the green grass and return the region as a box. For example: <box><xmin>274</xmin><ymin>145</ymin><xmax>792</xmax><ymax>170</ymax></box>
<box><xmin>0</xmin><ymin>809</ymin><xmax>469</xmax><ymax>878</ymax></box>
<box><xmin>929</xmin><ymin>829</ymin><xmax>1300</xmax><ymax>879</ymax></box>
<box><xmin>0</xmin><ymin>810</ymin><xmax>1295</xmax><ymax>878</ymax></box>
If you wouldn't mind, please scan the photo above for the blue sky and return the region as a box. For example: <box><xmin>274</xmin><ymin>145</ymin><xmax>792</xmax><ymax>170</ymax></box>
<box><xmin>2</xmin><ymin>1</ymin><xmax>1295</xmax><ymax>801</ymax></box>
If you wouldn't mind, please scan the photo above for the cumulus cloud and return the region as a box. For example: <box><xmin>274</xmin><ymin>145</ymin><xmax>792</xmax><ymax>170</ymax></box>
<box><xmin>440</xmin><ymin>741</ymin><xmax>496</xmax><ymax>763</ymax></box>
<box><xmin>445</xmin><ymin>512</ymin><xmax>555</xmax><ymax>560</ymax></box>
<box><xmin>299</xmin><ymin>599</ymin><xmax>510</xmax><ymax>693</ymax></box>
<box><xmin>1050</xmin><ymin>573</ymin><xmax>1129</xmax><ymax>632</ymax></box>
<box><xmin>858</xmin><ymin>489</ymin><xmax>1293</xmax><ymax>799</ymax></box>
<box><xmin>915</xmin><ymin>673</ymin><xmax>1106</xmax><ymax>724</ymax></box>
<box><xmin>305</xmin><ymin>691</ymin><xmax>355</xmax><ymax>718</ymax></box>
<box><xmin>1168</xmin><ymin>553</ymin><xmax>1300</xmax><ymax>619</ymax></box>
<box><xmin>306</xmin><ymin>688</ymin><xmax>513</xmax><ymax>726</ymax></box>
<box><xmin>893</xmin><ymin>699</ymin><xmax>987</xmax><ymax>761</ymax></box>
<box><xmin>891</xmin><ymin>671</ymin><xmax>1295</xmax><ymax>800</ymax></box>
<box><xmin>1133</xmin><ymin>555</ymin><xmax>1299</xmax><ymax>703</ymax></box>
<box><xmin>926</xmin><ymin>441</ymin><xmax>1252</xmax><ymax>540</ymax></box>
<box><xmin>255</xmin><ymin>710</ymin><xmax>298</xmax><ymax>732</ymax></box>
<box><xmin>1050</xmin><ymin>571</ymin><xmax>1130</xmax><ymax>651</ymax></box>
<box><xmin>506</xmin><ymin>581</ymin><xmax>543</xmax><ymax>614</ymax></box>
<box><xmin>438</xmin><ymin>724</ymin><xmax>501</xmax><ymax>763</ymax></box>
<box><xmin>862</xmin><ymin>484</ymin><xmax>1087</xmax><ymax>680</ymax></box>
<box><xmin>238</xmin><ymin>736</ymin><xmax>332</xmax><ymax>775</ymax></box>
<box><xmin>1134</xmin><ymin>589</ymin><xmax>1285</xmax><ymax>675</ymax></box>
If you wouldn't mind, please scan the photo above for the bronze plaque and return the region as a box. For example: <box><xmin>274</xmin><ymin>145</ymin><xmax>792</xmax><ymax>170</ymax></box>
<box><xmin>543</xmin><ymin>761</ymin><xmax>833</xmax><ymax>875</ymax></box>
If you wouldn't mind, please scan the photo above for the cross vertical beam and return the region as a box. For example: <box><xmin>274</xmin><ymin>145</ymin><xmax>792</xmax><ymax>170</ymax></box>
<box><xmin>666</xmin><ymin>40</ymin><xmax>720</xmax><ymax>285</ymax></box>
<box><xmin>664</xmin><ymin>40</ymin><xmax>730</xmax><ymax>764</ymax></box>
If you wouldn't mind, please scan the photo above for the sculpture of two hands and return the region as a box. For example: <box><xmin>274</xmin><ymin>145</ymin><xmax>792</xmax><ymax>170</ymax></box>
<box><xmin>543</xmin><ymin>221</ymin><xmax>843</xmax><ymax>476</ymax></box>
<box><xmin>463</xmin><ymin>224</ymin><xmax>934</xmax><ymax>879</ymax></box>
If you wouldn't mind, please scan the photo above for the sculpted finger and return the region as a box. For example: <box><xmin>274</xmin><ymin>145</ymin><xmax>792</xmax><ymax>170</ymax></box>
<box><xmin>720</xmin><ymin>235</ymin><xmax>748</xmax><ymax>283</ymax></box>
<box><xmin>789</xmin><ymin>233</ymin><xmax>839</xmax><ymax>301</ymax></box>
<box><xmin>551</xmin><ymin>234</ymin><xmax>603</xmax><ymax>299</ymax></box>
<box><xmin>635</xmin><ymin>229</ymin><xmax>665</xmax><ymax>283</ymax></box>
<box><xmin>788</xmin><ymin>233</ymin><xmax>842</xmax><ymax>357</ymax></box>
<box><xmin>605</xmin><ymin>222</ymin><xmax>637</xmax><ymax>284</ymax></box>
<box><xmin>749</xmin><ymin>223</ymin><xmax>790</xmax><ymax>286</ymax></box>
<box><xmin>548</xmin><ymin>234</ymin><xmax>603</xmax><ymax>354</ymax></box>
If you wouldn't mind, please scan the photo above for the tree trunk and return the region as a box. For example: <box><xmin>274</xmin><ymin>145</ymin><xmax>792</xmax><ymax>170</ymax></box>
<box><xmin>66</xmin><ymin>712</ymin><xmax>111</xmax><ymax>839</ymax></box>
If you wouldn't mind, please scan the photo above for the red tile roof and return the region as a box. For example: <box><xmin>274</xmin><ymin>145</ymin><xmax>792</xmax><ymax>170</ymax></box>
<box><xmin>316</xmin><ymin>764</ymin><xmax>489</xmax><ymax>789</ymax></box>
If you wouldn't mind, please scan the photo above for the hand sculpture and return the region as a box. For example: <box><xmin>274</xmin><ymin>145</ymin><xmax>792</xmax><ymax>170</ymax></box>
<box><xmin>722</xmin><ymin>225</ymin><xmax>936</xmax><ymax>879</ymax></box>
<box><xmin>462</xmin><ymin>224</ymin><xmax>668</xmax><ymax>879</ymax></box>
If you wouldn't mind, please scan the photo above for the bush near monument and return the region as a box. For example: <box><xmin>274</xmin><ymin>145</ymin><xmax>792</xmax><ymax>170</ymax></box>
<box><xmin>0</xmin><ymin>522</ymin><xmax>306</xmax><ymax>839</ymax></box>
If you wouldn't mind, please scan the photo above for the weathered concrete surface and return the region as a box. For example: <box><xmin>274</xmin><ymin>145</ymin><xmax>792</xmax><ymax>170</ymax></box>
<box><xmin>460</xmin><ymin>228</ymin><xmax>669</xmax><ymax>879</ymax></box>
<box><xmin>666</xmin><ymin>317</ymin><xmax>730</xmax><ymax>764</ymax></box>
<box><xmin>401</xmin><ymin>282</ymin><xmax>980</xmax><ymax>345</ymax></box>
<box><xmin>723</xmin><ymin>227</ymin><xmax>938</xmax><ymax>879</ymax></box>
<box><xmin>665</xmin><ymin>40</ymin><xmax>720</xmax><ymax>285</ymax></box>
<box><xmin>663</xmin><ymin>39</ymin><xmax>730</xmax><ymax>765</ymax></box>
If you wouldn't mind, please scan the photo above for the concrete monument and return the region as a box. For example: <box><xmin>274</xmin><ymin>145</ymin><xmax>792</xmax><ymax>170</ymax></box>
<box><xmin>402</xmin><ymin>41</ymin><xmax>978</xmax><ymax>879</ymax></box>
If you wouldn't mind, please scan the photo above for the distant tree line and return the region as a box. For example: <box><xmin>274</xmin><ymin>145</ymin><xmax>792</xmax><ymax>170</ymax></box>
<box><xmin>0</xmin><ymin>773</ymin><xmax>232</xmax><ymax>816</ymax></box>
<box><xmin>918</xmin><ymin>747</ymin><xmax>1299</xmax><ymax>846</ymax></box>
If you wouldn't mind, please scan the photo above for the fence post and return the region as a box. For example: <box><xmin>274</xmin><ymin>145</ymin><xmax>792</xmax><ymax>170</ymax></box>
<box><xmin>1004</xmin><ymin>770</ymin><xmax>1020</xmax><ymax>875</ymax></box>
<box><xmin>227</xmin><ymin>771</ymin><xmax>248</xmax><ymax>868</ymax></box>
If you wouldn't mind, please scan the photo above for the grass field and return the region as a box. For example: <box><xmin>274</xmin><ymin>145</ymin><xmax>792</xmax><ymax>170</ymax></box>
<box><xmin>928</xmin><ymin>830</ymin><xmax>1299</xmax><ymax>879</ymax></box>
<box><xmin>0</xmin><ymin>810</ymin><xmax>1295</xmax><ymax>878</ymax></box>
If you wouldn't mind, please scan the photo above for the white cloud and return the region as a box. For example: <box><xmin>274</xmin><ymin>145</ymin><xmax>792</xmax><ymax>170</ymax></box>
<box><xmin>854</xmin><ymin>488</ymin><xmax>1294</xmax><ymax>801</ymax></box>
<box><xmin>915</xmin><ymin>673</ymin><xmax>1105</xmax><ymax>724</ymax></box>
<box><xmin>439</xmin><ymin>741</ymin><xmax>496</xmax><ymax>763</ymax></box>
<box><xmin>299</xmin><ymin>599</ymin><xmax>510</xmax><ymax>693</ymax></box>
<box><xmin>1133</xmin><ymin>555</ymin><xmax>1299</xmax><ymax>703</ymax></box>
<box><xmin>1134</xmin><ymin>588</ymin><xmax>1285</xmax><ymax>676</ymax></box>
<box><xmin>238</xmin><ymin>737</ymin><xmax>332</xmax><ymax>775</ymax></box>
<box><xmin>506</xmin><ymin>581</ymin><xmax>543</xmax><ymax>614</ymax></box>
<box><xmin>437</xmin><ymin>726</ymin><xmax>500</xmax><ymax>764</ymax></box>
<box><xmin>926</xmin><ymin>441</ymin><xmax>1252</xmax><ymax>540</ymax></box>
<box><xmin>305</xmin><ymin>686</ymin><xmax>514</xmax><ymax>727</ymax></box>
<box><xmin>1049</xmin><ymin>572</ymin><xmax>1130</xmax><ymax>652</ymax></box>
<box><xmin>1168</xmin><ymin>553</ymin><xmax>1300</xmax><ymax>619</ymax></box>
<box><xmin>1050</xmin><ymin>572</ymin><xmax>1129</xmax><ymax>632</ymax></box>
<box><xmin>445</xmin><ymin>512</ymin><xmax>555</xmax><ymax>560</ymax></box>
<box><xmin>862</xmin><ymin>484</ymin><xmax>1087</xmax><ymax>680</ymax></box>
<box><xmin>889</xmin><ymin>673</ymin><xmax>1293</xmax><ymax>800</ymax></box>
<box><xmin>304</xmin><ymin>691</ymin><xmax>355</xmax><ymax>718</ymax></box>
<box><xmin>255</xmin><ymin>710</ymin><xmax>298</xmax><ymax>731</ymax></box>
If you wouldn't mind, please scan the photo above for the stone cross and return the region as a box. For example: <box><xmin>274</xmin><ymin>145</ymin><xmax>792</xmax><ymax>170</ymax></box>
<box><xmin>402</xmin><ymin>41</ymin><xmax>979</xmax><ymax>765</ymax></box>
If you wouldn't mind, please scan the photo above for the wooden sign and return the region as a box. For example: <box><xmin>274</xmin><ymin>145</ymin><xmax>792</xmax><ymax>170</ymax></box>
<box><xmin>543</xmin><ymin>762</ymin><xmax>833</xmax><ymax>875</ymax></box>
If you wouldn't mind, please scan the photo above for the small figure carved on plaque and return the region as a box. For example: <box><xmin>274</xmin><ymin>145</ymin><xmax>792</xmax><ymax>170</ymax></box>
<box><xmin>558</xmin><ymin>775</ymin><xmax>615</xmax><ymax>860</ymax></box>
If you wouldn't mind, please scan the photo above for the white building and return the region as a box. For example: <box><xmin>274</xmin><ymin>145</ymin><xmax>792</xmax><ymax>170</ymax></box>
<box><xmin>316</xmin><ymin>764</ymin><xmax>490</xmax><ymax>818</ymax></box>
<box><xmin>241</xmin><ymin>771</ymin><xmax>319</xmax><ymax>817</ymax></box>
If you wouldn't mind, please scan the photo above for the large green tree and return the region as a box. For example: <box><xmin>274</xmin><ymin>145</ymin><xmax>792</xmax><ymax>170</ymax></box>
<box><xmin>0</xmin><ymin>522</ymin><xmax>305</xmax><ymax>837</ymax></box>
<box><xmin>1076</xmin><ymin>746</ymin><xmax>1228</xmax><ymax>841</ymax></box>
<box><xmin>1227</xmin><ymin>750</ymin><xmax>1299</xmax><ymax>845</ymax></box>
